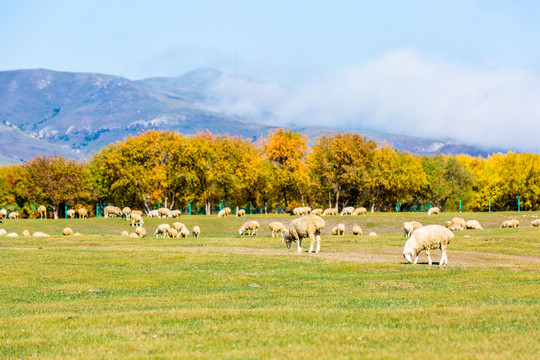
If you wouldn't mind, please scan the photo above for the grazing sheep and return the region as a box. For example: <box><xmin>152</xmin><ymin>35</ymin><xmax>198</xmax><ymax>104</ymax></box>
<box><xmin>445</xmin><ymin>221</ymin><xmax>462</xmax><ymax>232</ymax></box>
<box><xmin>73</xmin><ymin>233</ymin><xmax>82</xmax><ymax>236</ymax></box>
<box><xmin>135</xmin><ymin>226</ymin><xmax>147</xmax><ymax>238</ymax></box>
<box><xmin>353</xmin><ymin>207</ymin><xmax>367</xmax><ymax>215</ymax></box>
<box><xmin>38</xmin><ymin>205</ymin><xmax>47</xmax><ymax>219</ymax></box>
<box><xmin>501</xmin><ymin>219</ymin><xmax>519</xmax><ymax>228</ymax></box>
<box><xmin>322</xmin><ymin>208</ymin><xmax>338</xmax><ymax>216</ymax></box>
<box><xmin>427</xmin><ymin>207</ymin><xmax>440</xmax><ymax>215</ymax></box>
<box><xmin>154</xmin><ymin>224</ymin><xmax>170</xmax><ymax>237</ymax></box>
<box><xmin>158</xmin><ymin>208</ymin><xmax>172</xmax><ymax>219</ymax></box>
<box><xmin>121</xmin><ymin>231</ymin><xmax>129</xmax><ymax>237</ymax></box>
<box><xmin>63</xmin><ymin>227</ymin><xmax>73</xmax><ymax>236</ymax></box>
<box><xmin>403</xmin><ymin>221</ymin><xmax>423</xmax><ymax>237</ymax></box>
<box><xmin>32</xmin><ymin>232</ymin><xmax>50</xmax><ymax>237</ymax></box>
<box><xmin>66</xmin><ymin>209</ymin><xmax>76</xmax><ymax>219</ymax></box>
<box><xmin>171</xmin><ymin>210</ymin><xmax>182</xmax><ymax>218</ymax></box>
<box><xmin>352</xmin><ymin>225</ymin><xmax>362</xmax><ymax>235</ymax></box>
<box><xmin>8</xmin><ymin>212</ymin><xmax>19</xmax><ymax>219</ymax></box>
<box><xmin>237</xmin><ymin>209</ymin><xmax>246</xmax><ymax>217</ymax></box>
<box><xmin>369</xmin><ymin>232</ymin><xmax>377</xmax><ymax>237</ymax></box>
<box><xmin>293</xmin><ymin>207</ymin><xmax>311</xmax><ymax>216</ymax></box>
<box><xmin>283</xmin><ymin>215</ymin><xmax>325</xmax><ymax>253</ymax></box>
<box><xmin>269</xmin><ymin>222</ymin><xmax>286</xmax><ymax>237</ymax></box>
<box><xmin>465</xmin><ymin>220</ymin><xmax>483</xmax><ymax>230</ymax></box>
<box><xmin>192</xmin><ymin>226</ymin><xmax>200</xmax><ymax>238</ymax></box>
<box><xmin>21</xmin><ymin>230</ymin><xmax>30</xmax><ymax>237</ymax></box>
<box><xmin>0</xmin><ymin>229</ymin><xmax>6</xmax><ymax>236</ymax></box>
<box><xmin>7</xmin><ymin>232</ymin><xmax>18</xmax><ymax>237</ymax></box>
<box><xmin>532</xmin><ymin>219</ymin><xmax>540</xmax><ymax>227</ymax></box>
<box><xmin>104</xmin><ymin>206</ymin><xmax>122</xmax><ymax>218</ymax></box>
<box><xmin>179</xmin><ymin>227</ymin><xmax>190</xmax><ymax>238</ymax></box>
<box><xmin>403</xmin><ymin>224</ymin><xmax>453</xmax><ymax>266</ymax></box>
<box><xmin>129</xmin><ymin>232</ymin><xmax>139</xmax><ymax>238</ymax></box>
<box><xmin>451</xmin><ymin>217</ymin><xmax>466</xmax><ymax>230</ymax></box>
<box><xmin>239</xmin><ymin>221</ymin><xmax>260</xmax><ymax>236</ymax></box>
<box><xmin>122</xmin><ymin>207</ymin><xmax>132</xmax><ymax>220</ymax></box>
<box><xmin>131</xmin><ymin>210</ymin><xmax>143</xmax><ymax>217</ymax></box>
<box><xmin>147</xmin><ymin>209</ymin><xmax>159</xmax><ymax>218</ymax></box>
<box><xmin>223</xmin><ymin>207</ymin><xmax>233</xmax><ymax>216</ymax></box>
<box><xmin>217</xmin><ymin>209</ymin><xmax>227</xmax><ymax>218</ymax></box>
<box><xmin>172</xmin><ymin>222</ymin><xmax>186</xmax><ymax>231</ymax></box>
<box><xmin>77</xmin><ymin>208</ymin><xmax>88</xmax><ymax>219</ymax></box>
<box><xmin>311</xmin><ymin>209</ymin><xmax>323</xmax><ymax>216</ymax></box>
<box><xmin>332</xmin><ymin>223</ymin><xmax>345</xmax><ymax>235</ymax></box>
<box><xmin>166</xmin><ymin>228</ymin><xmax>179</xmax><ymax>238</ymax></box>
<box><xmin>0</xmin><ymin>209</ymin><xmax>6</xmax><ymax>223</ymax></box>
<box><xmin>340</xmin><ymin>206</ymin><xmax>355</xmax><ymax>216</ymax></box>
<box><xmin>131</xmin><ymin>213</ymin><xmax>144</xmax><ymax>227</ymax></box>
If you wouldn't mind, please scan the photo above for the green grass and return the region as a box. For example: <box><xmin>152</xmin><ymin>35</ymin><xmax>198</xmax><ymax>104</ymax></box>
<box><xmin>0</xmin><ymin>212</ymin><xmax>539</xmax><ymax>359</ymax></box>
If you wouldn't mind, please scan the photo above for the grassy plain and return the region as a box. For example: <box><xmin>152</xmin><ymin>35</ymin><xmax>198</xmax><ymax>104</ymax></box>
<box><xmin>0</xmin><ymin>211</ymin><xmax>539</xmax><ymax>359</ymax></box>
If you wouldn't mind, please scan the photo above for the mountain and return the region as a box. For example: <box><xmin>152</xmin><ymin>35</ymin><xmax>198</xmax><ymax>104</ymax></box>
<box><xmin>0</xmin><ymin>68</ymin><xmax>493</xmax><ymax>165</ymax></box>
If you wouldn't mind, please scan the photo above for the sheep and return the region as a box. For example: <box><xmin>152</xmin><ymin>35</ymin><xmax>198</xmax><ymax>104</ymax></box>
<box><xmin>135</xmin><ymin>226</ymin><xmax>147</xmax><ymax>238</ymax></box>
<box><xmin>403</xmin><ymin>224</ymin><xmax>453</xmax><ymax>266</ymax></box>
<box><xmin>0</xmin><ymin>209</ymin><xmax>6</xmax><ymax>223</ymax></box>
<box><xmin>311</xmin><ymin>209</ymin><xmax>323</xmax><ymax>216</ymax></box>
<box><xmin>332</xmin><ymin>223</ymin><xmax>345</xmax><ymax>235</ymax></box>
<box><xmin>451</xmin><ymin>217</ymin><xmax>466</xmax><ymax>230</ymax></box>
<box><xmin>192</xmin><ymin>226</ymin><xmax>200</xmax><ymax>238</ymax></box>
<box><xmin>77</xmin><ymin>208</ymin><xmax>88</xmax><ymax>219</ymax></box>
<box><xmin>22</xmin><ymin>230</ymin><xmax>30</xmax><ymax>237</ymax></box>
<box><xmin>223</xmin><ymin>207</ymin><xmax>233</xmax><ymax>216</ymax></box>
<box><xmin>353</xmin><ymin>207</ymin><xmax>367</xmax><ymax>215</ymax></box>
<box><xmin>403</xmin><ymin>221</ymin><xmax>422</xmax><ymax>237</ymax></box>
<box><xmin>293</xmin><ymin>206</ymin><xmax>311</xmax><ymax>216</ymax></box>
<box><xmin>73</xmin><ymin>233</ymin><xmax>82</xmax><ymax>236</ymax></box>
<box><xmin>532</xmin><ymin>219</ymin><xmax>540</xmax><ymax>227</ymax></box>
<box><xmin>352</xmin><ymin>225</ymin><xmax>362</xmax><ymax>235</ymax></box>
<box><xmin>269</xmin><ymin>222</ymin><xmax>286</xmax><ymax>237</ymax></box>
<box><xmin>217</xmin><ymin>209</ymin><xmax>227</xmax><ymax>218</ymax></box>
<box><xmin>158</xmin><ymin>208</ymin><xmax>172</xmax><ymax>219</ymax></box>
<box><xmin>63</xmin><ymin>227</ymin><xmax>73</xmax><ymax>236</ymax></box>
<box><xmin>154</xmin><ymin>224</ymin><xmax>170</xmax><ymax>237</ymax></box>
<box><xmin>501</xmin><ymin>219</ymin><xmax>519</xmax><ymax>228</ymax></box>
<box><xmin>282</xmin><ymin>214</ymin><xmax>325</xmax><ymax>253</ymax></box>
<box><xmin>427</xmin><ymin>207</ymin><xmax>440</xmax><ymax>215</ymax></box>
<box><xmin>172</xmin><ymin>222</ymin><xmax>186</xmax><ymax>231</ymax></box>
<box><xmin>129</xmin><ymin>232</ymin><xmax>139</xmax><ymax>238</ymax></box>
<box><xmin>131</xmin><ymin>213</ymin><xmax>144</xmax><ymax>227</ymax></box>
<box><xmin>104</xmin><ymin>205</ymin><xmax>122</xmax><ymax>218</ymax></box>
<box><xmin>67</xmin><ymin>209</ymin><xmax>76</xmax><ymax>219</ymax></box>
<box><xmin>445</xmin><ymin>221</ymin><xmax>462</xmax><ymax>232</ymax></box>
<box><xmin>147</xmin><ymin>209</ymin><xmax>159</xmax><ymax>218</ymax></box>
<box><xmin>7</xmin><ymin>232</ymin><xmax>18</xmax><ymax>237</ymax></box>
<box><xmin>166</xmin><ymin>228</ymin><xmax>179</xmax><ymax>238</ymax></box>
<box><xmin>239</xmin><ymin>221</ymin><xmax>260</xmax><ymax>236</ymax></box>
<box><xmin>0</xmin><ymin>229</ymin><xmax>6</xmax><ymax>236</ymax></box>
<box><xmin>8</xmin><ymin>212</ymin><xmax>19</xmax><ymax>219</ymax></box>
<box><xmin>179</xmin><ymin>227</ymin><xmax>190</xmax><ymax>238</ymax></box>
<box><xmin>122</xmin><ymin>207</ymin><xmax>131</xmax><ymax>220</ymax></box>
<box><xmin>465</xmin><ymin>220</ymin><xmax>483</xmax><ymax>230</ymax></box>
<box><xmin>121</xmin><ymin>231</ymin><xmax>129</xmax><ymax>237</ymax></box>
<box><xmin>131</xmin><ymin>210</ymin><xmax>143</xmax><ymax>217</ymax></box>
<box><xmin>171</xmin><ymin>210</ymin><xmax>182</xmax><ymax>218</ymax></box>
<box><xmin>37</xmin><ymin>205</ymin><xmax>47</xmax><ymax>219</ymax></box>
<box><xmin>340</xmin><ymin>207</ymin><xmax>355</xmax><ymax>216</ymax></box>
<box><xmin>237</xmin><ymin>209</ymin><xmax>246</xmax><ymax>217</ymax></box>
<box><xmin>322</xmin><ymin>208</ymin><xmax>338</xmax><ymax>216</ymax></box>
<box><xmin>32</xmin><ymin>232</ymin><xmax>50</xmax><ymax>237</ymax></box>
<box><xmin>369</xmin><ymin>232</ymin><xmax>377</xmax><ymax>236</ymax></box>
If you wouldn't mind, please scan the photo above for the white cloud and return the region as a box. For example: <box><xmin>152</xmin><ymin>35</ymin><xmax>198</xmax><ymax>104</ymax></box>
<box><xmin>203</xmin><ymin>49</ymin><xmax>540</xmax><ymax>152</ymax></box>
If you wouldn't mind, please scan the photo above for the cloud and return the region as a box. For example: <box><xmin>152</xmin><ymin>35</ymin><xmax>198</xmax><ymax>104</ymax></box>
<box><xmin>202</xmin><ymin>49</ymin><xmax>540</xmax><ymax>152</ymax></box>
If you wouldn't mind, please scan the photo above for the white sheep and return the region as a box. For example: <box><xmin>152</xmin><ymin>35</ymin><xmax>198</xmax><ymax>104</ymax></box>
<box><xmin>332</xmin><ymin>223</ymin><xmax>345</xmax><ymax>235</ymax></box>
<box><xmin>283</xmin><ymin>215</ymin><xmax>325</xmax><ymax>253</ymax></box>
<box><xmin>121</xmin><ymin>231</ymin><xmax>129</xmax><ymax>237</ymax></box>
<box><xmin>293</xmin><ymin>206</ymin><xmax>311</xmax><ymax>216</ymax></box>
<box><xmin>131</xmin><ymin>210</ymin><xmax>143</xmax><ymax>217</ymax></box>
<box><xmin>73</xmin><ymin>233</ymin><xmax>82</xmax><ymax>236</ymax></box>
<box><xmin>63</xmin><ymin>227</ymin><xmax>73</xmax><ymax>236</ymax></box>
<box><xmin>501</xmin><ymin>219</ymin><xmax>519</xmax><ymax>228</ymax></box>
<box><xmin>129</xmin><ymin>232</ymin><xmax>139</xmax><ymax>238</ymax></box>
<box><xmin>192</xmin><ymin>226</ymin><xmax>200</xmax><ymax>238</ymax></box>
<box><xmin>223</xmin><ymin>207</ymin><xmax>233</xmax><ymax>216</ymax></box>
<box><xmin>239</xmin><ymin>221</ymin><xmax>260</xmax><ymax>236</ymax></box>
<box><xmin>154</xmin><ymin>223</ymin><xmax>170</xmax><ymax>237</ymax></box>
<box><xmin>104</xmin><ymin>205</ymin><xmax>122</xmax><ymax>218</ymax></box>
<box><xmin>135</xmin><ymin>226</ymin><xmax>147</xmax><ymax>238</ymax></box>
<box><xmin>353</xmin><ymin>207</ymin><xmax>367</xmax><ymax>215</ymax></box>
<box><xmin>217</xmin><ymin>209</ymin><xmax>227</xmax><ymax>218</ymax></box>
<box><xmin>37</xmin><ymin>205</ymin><xmax>47</xmax><ymax>219</ymax></box>
<box><xmin>0</xmin><ymin>229</ymin><xmax>6</xmax><ymax>236</ymax></box>
<box><xmin>8</xmin><ymin>212</ymin><xmax>19</xmax><ymax>219</ymax></box>
<box><xmin>171</xmin><ymin>210</ymin><xmax>182</xmax><ymax>218</ymax></box>
<box><xmin>131</xmin><ymin>213</ymin><xmax>144</xmax><ymax>227</ymax></box>
<box><xmin>158</xmin><ymin>208</ymin><xmax>172</xmax><ymax>219</ymax></box>
<box><xmin>122</xmin><ymin>207</ymin><xmax>132</xmax><ymax>220</ymax></box>
<box><xmin>7</xmin><ymin>232</ymin><xmax>18</xmax><ymax>237</ymax></box>
<box><xmin>147</xmin><ymin>209</ymin><xmax>159</xmax><ymax>218</ymax></box>
<box><xmin>403</xmin><ymin>224</ymin><xmax>453</xmax><ymax>266</ymax></box>
<box><xmin>237</xmin><ymin>209</ymin><xmax>246</xmax><ymax>217</ymax></box>
<box><xmin>179</xmin><ymin>227</ymin><xmax>190</xmax><ymax>238</ymax></box>
<box><xmin>403</xmin><ymin>221</ymin><xmax>422</xmax><ymax>237</ymax></box>
<box><xmin>269</xmin><ymin>222</ymin><xmax>286</xmax><ymax>237</ymax></box>
<box><xmin>427</xmin><ymin>207</ymin><xmax>440</xmax><ymax>215</ymax></box>
<box><xmin>445</xmin><ymin>221</ymin><xmax>462</xmax><ymax>232</ymax></box>
<box><xmin>532</xmin><ymin>219</ymin><xmax>540</xmax><ymax>227</ymax></box>
<box><xmin>451</xmin><ymin>217</ymin><xmax>466</xmax><ymax>230</ymax></box>
<box><xmin>465</xmin><ymin>220</ymin><xmax>483</xmax><ymax>230</ymax></box>
<box><xmin>322</xmin><ymin>208</ymin><xmax>338</xmax><ymax>216</ymax></box>
<box><xmin>166</xmin><ymin>227</ymin><xmax>179</xmax><ymax>238</ymax></box>
<box><xmin>32</xmin><ymin>232</ymin><xmax>50</xmax><ymax>237</ymax></box>
<box><xmin>369</xmin><ymin>232</ymin><xmax>377</xmax><ymax>236</ymax></box>
<box><xmin>0</xmin><ymin>209</ymin><xmax>6</xmax><ymax>223</ymax></box>
<box><xmin>340</xmin><ymin>207</ymin><xmax>355</xmax><ymax>216</ymax></box>
<box><xmin>22</xmin><ymin>230</ymin><xmax>30</xmax><ymax>237</ymax></box>
<box><xmin>352</xmin><ymin>225</ymin><xmax>362</xmax><ymax>235</ymax></box>
<box><xmin>311</xmin><ymin>209</ymin><xmax>323</xmax><ymax>216</ymax></box>
<box><xmin>77</xmin><ymin>208</ymin><xmax>88</xmax><ymax>219</ymax></box>
<box><xmin>67</xmin><ymin>209</ymin><xmax>76</xmax><ymax>219</ymax></box>
<box><xmin>172</xmin><ymin>222</ymin><xmax>186</xmax><ymax>231</ymax></box>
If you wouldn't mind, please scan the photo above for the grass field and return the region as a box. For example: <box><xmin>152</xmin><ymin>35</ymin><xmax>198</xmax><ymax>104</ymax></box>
<box><xmin>1</xmin><ymin>211</ymin><xmax>539</xmax><ymax>359</ymax></box>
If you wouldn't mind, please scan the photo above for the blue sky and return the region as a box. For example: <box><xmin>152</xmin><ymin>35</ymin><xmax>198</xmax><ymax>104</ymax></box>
<box><xmin>2</xmin><ymin>1</ymin><xmax>540</xmax><ymax>151</ymax></box>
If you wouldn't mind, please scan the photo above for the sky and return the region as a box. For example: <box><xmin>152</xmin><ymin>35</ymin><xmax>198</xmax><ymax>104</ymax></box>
<box><xmin>2</xmin><ymin>0</ymin><xmax>540</xmax><ymax>152</ymax></box>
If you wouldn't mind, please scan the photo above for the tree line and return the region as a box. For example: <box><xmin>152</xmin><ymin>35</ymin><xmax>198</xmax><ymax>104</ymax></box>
<box><xmin>1</xmin><ymin>129</ymin><xmax>539</xmax><ymax>219</ymax></box>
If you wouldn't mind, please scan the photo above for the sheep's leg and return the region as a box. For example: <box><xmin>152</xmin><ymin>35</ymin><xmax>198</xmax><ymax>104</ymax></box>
<box><xmin>440</xmin><ymin>246</ymin><xmax>447</xmax><ymax>266</ymax></box>
<box><xmin>297</xmin><ymin>239</ymin><xmax>303</xmax><ymax>253</ymax></box>
<box><xmin>413</xmin><ymin>254</ymin><xmax>419</xmax><ymax>264</ymax></box>
<box><xmin>308</xmin><ymin>235</ymin><xmax>315</xmax><ymax>253</ymax></box>
<box><xmin>426</xmin><ymin>250</ymin><xmax>432</xmax><ymax>265</ymax></box>
<box><xmin>316</xmin><ymin>234</ymin><xmax>321</xmax><ymax>253</ymax></box>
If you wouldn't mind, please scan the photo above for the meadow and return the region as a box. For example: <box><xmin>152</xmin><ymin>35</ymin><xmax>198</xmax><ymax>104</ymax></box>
<box><xmin>0</xmin><ymin>211</ymin><xmax>539</xmax><ymax>359</ymax></box>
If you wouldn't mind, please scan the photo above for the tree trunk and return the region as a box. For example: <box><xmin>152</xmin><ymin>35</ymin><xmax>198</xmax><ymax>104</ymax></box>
<box><xmin>264</xmin><ymin>201</ymin><xmax>268</xmax><ymax>215</ymax></box>
<box><xmin>371</xmin><ymin>202</ymin><xmax>376</xmax><ymax>213</ymax></box>
<box><xmin>170</xmin><ymin>193</ymin><xmax>175</xmax><ymax>210</ymax></box>
<box><xmin>142</xmin><ymin>194</ymin><xmax>151</xmax><ymax>213</ymax></box>
<box><xmin>328</xmin><ymin>192</ymin><xmax>332</xmax><ymax>209</ymax></box>
<box><xmin>52</xmin><ymin>204</ymin><xmax>59</xmax><ymax>220</ymax></box>
<box><xmin>164</xmin><ymin>197</ymin><xmax>169</xmax><ymax>209</ymax></box>
<box><xmin>205</xmin><ymin>198</ymin><xmax>211</xmax><ymax>215</ymax></box>
<box><xmin>335</xmin><ymin>191</ymin><xmax>340</xmax><ymax>211</ymax></box>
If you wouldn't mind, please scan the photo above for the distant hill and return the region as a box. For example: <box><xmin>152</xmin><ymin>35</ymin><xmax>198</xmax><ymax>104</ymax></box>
<box><xmin>0</xmin><ymin>68</ymin><xmax>493</xmax><ymax>165</ymax></box>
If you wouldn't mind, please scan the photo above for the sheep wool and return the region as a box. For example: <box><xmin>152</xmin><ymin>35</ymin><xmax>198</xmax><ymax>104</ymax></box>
<box><xmin>37</xmin><ymin>205</ymin><xmax>47</xmax><ymax>219</ymax></box>
<box><xmin>121</xmin><ymin>231</ymin><xmax>129</xmax><ymax>237</ymax></box>
<box><xmin>501</xmin><ymin>220</ymin><xmax>519</xmax><ymax>228</ymax></box>
<box><xmin>180</xmin><ymin>227</ymin><xmax>190</xmax><ymax>238</ymax></box>
<box><xmin>135</xmin><ymin>226</ymin><xmax>147</xmax><ymax>238</ymax></box>
<box><xmin>427</xmin><ymin>207</ymin><xmax>440</xmax><ymax>215</ymax></box>
<box><xmin>63</xmin><ymin>227</ymin><xmax>73</xmax><ymax>236</ymax></box>
<box><xmin>283</xmin><ymin>215</ymin><xmax>325</xmax><ymax>253</ymax></box>
<box><xmin>403</xmin><ymin>224</ymin><xmax>453</xmax><ymax>266</ymax></box>
<box><xmin>332</xmin><ymin>223</ymin><xmax>345</xmax><ymax>235</ymax></box>
<box><xmin>269</xmin><ymin>222</ymin><xmax>286</xmax><ymax>237</ymax></box>
<box><xmin>67</xmin><ymin>209</ymin><xmax>76</xmax><ymax>219</ymax></box>
<box><xmin>352</xmin><ymin>225</ymin><xmax>362</xmax><ymax>235</ymax></box>
<box><xmin>22</xmin><ymin>230</ymin><xmax>30</xmax><ymax>237</ymax></box>
<box><xmin>239</xmin><ymin>221</ymin><xmax>260</xmax><ymax>236</ymax></box>
<box><xmin>32</xmin><ymin>232</ymin><xmax>50</xmax><ymax>237</ymax></box>
<box><xmin>0</xmin><ymin>229</ymin><xmax>6</xmax><ymax>236</ymax></box>
<box><xmin>322</xmin><ymin>208</ymin><xmax>338</xmax><ymax>216</ymax></box>
<box><xmin>465</xmin><ymin>220</ymin><xmax>483</xmax><ymax>230</ymax></box>
<box><xmin>310</xmin><ymin>209</ymin><xmax>323</xmax><ymax>216</ymax></box>
<box><xmin>403</xmin><ymin>221</ymin><xmax>422</xmax><ymax>237</ymax></box>
<box><xmin>532</xmin><ymin>219</ymin><xmax>540</xmax><ymax>227</ymax></box>
<box><xmin>78</xmin><ymin>208</ymin><xmax>88</xmax><ymax>219</ymax></box>
<box><xmin>192</xmin><ymin>226</ymin><xmax>201</xmax><ymax>238</ymax></box>
<box><xmin>0</xmin><ymin>209</ymin><xmax>6</xmax><ymax>223</ymax></box>
<box><xmin>131</xmin><ymin>213</ymin><xmax>144</xmax><ymax>227</ymax></box>
<box><xmin>353</xmin><ymin>207</ymin><xmax>367</xmax><ymax>215</ymax></box>
<box><xmin>154</xmin><ymin>224</ymin><xmax>170</xmax><ymax>237</ymax></box>
<box><xmin>340</xmin><ymin>207</ymin><xmax>355</xmax><ymax>216</ymax></box>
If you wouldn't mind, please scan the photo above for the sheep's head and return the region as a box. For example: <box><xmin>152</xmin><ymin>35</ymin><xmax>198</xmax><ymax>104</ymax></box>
<box><xmin>283</xmin><ymin>232</ymin><xmax>296</xmax><ymax>248</ymax></box>
<box><xmin>403</xmin><ymin>247</ymin><xmax>416</xmax><ymax>264</ymax></box>
<box><xmin>238</xmin><ymin>227</ymin><xmax>244</xmax><ymax>235</ymax></box>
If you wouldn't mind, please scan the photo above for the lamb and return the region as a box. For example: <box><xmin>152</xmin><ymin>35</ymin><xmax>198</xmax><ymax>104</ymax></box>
<box><xmin>500</xmin><ymin>219</ymin><xmax>519</xmax><ymax>228</ymax></box>
<box><xmin>237</xmin><ymin>209</ymin><xmax>246</xmax><ymax>217</ymax></box>
<box><xmin>353</xmin><ymin>207</ymin><xmax>367</xmax><ymax>215</ymax></box>
<box><xmin>332</xmin><ymin>223</ymin><xmax>345</xmax><ymax>235</ymax></box>
<box><xmin>135</xmin><ymin>226</ymin><xmax>147</xmax><ymax>238</ymax></box>
<box><xmin>8</xmin><ymin>212</ymin><xmax>19</xmax><ymax>219</ymax></box>
<box><xmin>322</xmin><ymin>208</ymin><xmax>338</xmax><ymax>216</ymax></box>
<box><xmin>67</xmin><ymin>209</ymin><xmax>76</xmax><ymax>219</ymax></box>
<box><xmin>352</xmin><ymin>225</ymin><xmax>362</xmax><ymax>235</ymax></box>
<box><xmin>158</xmin><ymin>208</ymin><xmax>172</xmax><ymax>219</ymax></box>
<box><xmin>166</xmin><ymin>228</ymin><xmax>179</xmax><ymax>238</ymax></box>
<box><xmin>532</xmin><ymin>219</ymin><xmax>540</xmax><ymax>227</ymax></box>
<box><xmin>104</xmin><ymin>206</ymin><xmax>122</xmax><ymax>218</ymax></box>
<box><xmin>0</xmin><ymin>229</ymin><xmax>6</xmax><ymax>236</ymax></box>
<box><xmin>154</xmin><ymin>224</ymin><xmax>170</xmax><ymax>237</ymax></box>
<box><xmin>0</xmin><ymin>209</ymin><xmax>6</xmax><ymax>223</ymax></box>
<box><xmin>239</xmin><ymin>221</ymin><xmax>260</xmax><ymax>236</ymax></box>
<box><xmin>192</xmin><ymin>226</ymin><xmax>200</xmax><ymax>238</ymax></box>
<box><xmin>179</xmin><ymin>227</ymin><xmax>190</xmax><ymax>238</ymax></box>
<box><xmin>465</xmin><ymin>220</ymin><xmax>483</xmax><ymax>230</ymax></box>
<box><xmin>131</xmin><ymin>213</ymin><xmax>144</xmax><ymax>227</ymax></box>
<box><xmin>77</xmin><ymin>208</ymin><xmax>88</xmax><ymax>219</ymax></box>
<box><xmin>427</xmin><ymin>207</ymin><xmax>440</xmax><ymax>215</ymax></box>
<box><xmin>38</xmin><ymin>205</ymin><xmax>47</xmax><ymax>219</ymax></box>
<box><xmin>340</xmin><ymin>207</ymin><xmax>355</xmax><ymax>216</ymax></box>
<box><xmin>269</xmin><ymin>222</ymin><xmax>286</xmax><ymax>237</ymax></box>
<box><xmin>282</xmin><ymin>215</ymin><xmax>325</xmax><ymax>253</ymax></box>
<box><xmin>122</xmin><ymin>207</ymin><xmax>132</xmax><ymax>220</ymax></box>
<box><xmin>32</xmin><ymin>232</ymin><xmax>50</xmax><ymax>237</ymax></box>
<box><xmin>171</xmin><ymin>210</ymin><xmax>182</xmax><ymax>218</ymax></box>
<box><xmin>403</xmin><ymin>221</ymin><xmax>422</xmax><ymax>237</ymax></box>
<box><xmin>22</xmin><ymin>230</ymin><xmax>30</xmax><ymax>237</ymax></box>
<box><xmin>403</xmin><ymin>224</ymin><xmax>453</xmax><ymax>266</ymax></box>
<box><xmin>147</xmin><ymin>209</ymin><xmax>159</xmax><ymax>218</ymax></box>
<box><xmin>311</xmin><ymin>209</ymin><xmax>323</xmax><ymax>216</ymax></box>
<box><xmin>63</xmin><ymin>227</ymin><xmax>73</xmax><ymax>236</ymax></box>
